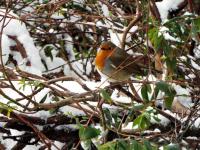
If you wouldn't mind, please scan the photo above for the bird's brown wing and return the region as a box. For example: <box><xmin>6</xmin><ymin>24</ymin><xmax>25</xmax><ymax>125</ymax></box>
<box><xmin>108</xmin><ymin>47</ymin><xmax>150</xmax><ymax>76</ymax></box>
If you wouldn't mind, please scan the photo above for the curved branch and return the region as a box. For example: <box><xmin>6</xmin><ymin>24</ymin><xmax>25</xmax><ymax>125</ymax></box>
<box><xmin>121</xmin><ymin>0</ymin><xmax>142</xmax><ymax>49</ymax></box>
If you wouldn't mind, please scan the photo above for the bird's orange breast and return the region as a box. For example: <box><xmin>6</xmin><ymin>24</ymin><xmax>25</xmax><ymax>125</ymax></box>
<box><xmin>95</xmin><ymin>49</ymin><xmax>114</xmax><ymax>71</ymax></box>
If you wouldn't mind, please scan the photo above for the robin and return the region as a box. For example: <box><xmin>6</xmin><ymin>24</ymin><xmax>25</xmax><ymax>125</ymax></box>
<box><xmin>95</xmin><ymin>41</ymin><xmax>156</xmax><ymax>81</ymax></box>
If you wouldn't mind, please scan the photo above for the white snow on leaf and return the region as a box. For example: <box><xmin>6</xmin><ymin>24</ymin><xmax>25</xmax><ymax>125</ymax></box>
<box><xmin>159</xmin><ymin>26</ymin><xmax>180</xmax><ymax>42</ymax></box>
<box><xmin>91</xmin><ymin>124</ymin><xmax>108</xmax><ymax>147</ymax></box>
<box><xmin>156</xmin><ymin>0</ymin><xmax>184</xmax><ymax>22</ymax></box>
<box><xmin>150</xmin><ymin>112</ymin><xmax>170</xmax><ymax>127</ymax></box>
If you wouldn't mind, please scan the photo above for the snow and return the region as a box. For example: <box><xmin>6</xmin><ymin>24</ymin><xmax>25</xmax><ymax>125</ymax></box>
<box><xmin>173</xmin><ymin>84</ymin><xmax>192</xmax><ymax>108</ymax></box>
<box><xmin>111</xmin><ymin>89</ymin><xmax>131</xmax><ymax>103</ymax></box>
<box><xmin>186</xmin><ymin>136</ymin><xmax>198</xmax><ymax>140</ymax></box>
<box><xmin>84</xmin><ymin>80</ymin><xmax>108</xmax><ymax>90</ymax></box>
<box><xmin>108</xmin><ymin>29</ymin><xmax>122</xmax><ymax>47</ymax></box>
<box><xmin>57</xmin><ymin>81</ymin><xmax>87</xmax><ymax>93</ymax></box>
<box><xmin>191</xmin><ymin>59</ymin><xmax>200</xmax><ymax>70</ymax></box>
<box><xmin>156</xmin><ymin>0</ymin><xmax>184</xmax><ymax>22</ymax></box>
<box><xmin>23</xmin><ymin>144</ymin><xmax>42</xmax><ymax>150</ymax></box>
<box><xmin>1</xmin><ymin>34</ymin><xmax>11</xmax><ymax>64</ymax></box>
<box><xmin>55</xmin><ymin>124</ymin><xmax>78</xmax><ymax>130</ymax></box>
<box><xmin>0</xmin><ymin>136</ymin><xmax>17</xmax><ymax>150</ymax></box>
<box><xmin>159</xmin><ymin>26</ymin><xmax>180</xmax><ymax>42</ymax></box>
<box><xmin>150</xmin><ymin>112</ymin><xmax>170</xmax><ymax>127</ymax></box>
<box><xmin>129</xmin><ymin>26</ymin><xmax>138</xmax><ymax>33</ymax></box>
<box><xmin>96</xmin><ymin>21</ymin><xmax>123</xmax><ymax>32</ymax></box>
<box><xmin>30</xmin><ymin>110</ymin><xmax>51</xmax><ymax>120</ymax></box>
<box><xmin>194</xmin><ymin>45</ymin><xmax>200</xmax><ymax>58</ymax></box>
<box><xmin>64</xmin><ymin>34</ymin><xmax>75</xmax><ymax>60</ymax></box>
<box><xmin>91</xmin><ymin>124</ymin><xmax>108</xmax><ymax>147</ymax></box>
<box><xmin>51</xmin><ymin>12</ymin><xmax>65</xmax><ymax>19</ymax></box>
<box><xmin>60</xmin><ymin>105</ymin><xmax>85</xmax><ymax>115</ymax></box>
<box><xmin>101</xmin><ymin>4</ymin><xmax>110</xmax><ymax>17</ymax></box>
<box><xmin>51</xmin><ymin>141</ymin><xmax>65</xmax><ymax>150</ymax></box>
<box><xmin>40</xmin><ymin>45</ymin><xmax>66</xmax><ymax>73</ymax></box>
<box><xmin>194</xmin><ymin>118</ymin><xmax>200</xmax><ymax>128</ymax></box>
<box><xmin>0</xmin><ymin>9</ymin><xmax>45</xmax><ymax>75</ymax></box>
<box><xmin>0</xmin><ymin>2</ymin><xmax>199</xmax><ymax>149</ymax></box>
<box><xmin>10</xmin><ymin>129</ymin><xmax>25</xmax><ymax>136</ymax></box>
<box><xmin>40</xmin><ymin>44</ymin><xmax>87</xmax><ymax>78</ymax></box>
<box><xmin>22</xmin><ymin>141</ymin><xmax>65</xmax><ymax>150</ymax></box>
<box><xmin>108</xmin><ymin>26</ymin><xmax>138</xmax><ymax>47</ymax></box>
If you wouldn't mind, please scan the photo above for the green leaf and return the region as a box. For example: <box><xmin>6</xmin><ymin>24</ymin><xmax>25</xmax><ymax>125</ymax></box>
<box><xmin>44</xmin><ymin>45</ymin><xmax>54</xmax><ymax>61</ymax></box>
<box><xmin>155</xmin><ymin>81</ymin><xmax>170</xmax><ymax>93</ymax></box>
<box><xmin>155</xmin><ymin>81</ymin><xmax>176</xmax><ymax>109</ymax></box>
<box><xmin>164</xmin><ymin>95</ymin><xmax>175</xmax><ymax>109</ymax></box>
<box><xmin>141</xmin><ymin>84</ymin><xmax>151</xmax><ymax>103</ymax></box>
<box><xmin>43</xmin><ymin>0</ymin><xmax>50</xmax><ymax>4</ymax></box>
<box><xmin>7</xmin><ymin>108</ymin><xmax>12</xmax><ymax>118</ymax></box>
<box><xmin>99</xmin><ymin>139</ymin><xmax>156</xmax><ymax>150</ymax></box>
<box><xmin>19</xmin><ymin>78</ymin><xmax>26</xmax><ymax>91</ymax></box>
<box><xmin>100</xmin><ymin>89</ymin><xmax>112</xmax><ymax>103</ymax></box>
<box><xmin>98</xmin><ymin>141</ymin><xmax>116</xmax><ymax>150</ymax></box>
<box><xmin>150</xmin><ymin>86</ymin><xmax>159</xmax><ymax>101</ymax></box>
<box><xmin>23</xmin><ymin>0</ymin><xmax>33</xmax><ymax>2</ymax></box>
<box><xmin>148</xmin><ymin>27</ymin><xmax>171</xmax><ymax>56</ymax></box>
<box><xmin>152</xmin><ymin>115</ymin><xmax>161</xmax><ymax>122</ymax></box>
<box><xmin>192</xmin><ymin>18</ymin><xmax>200</xmax><ymax>36</ymax></box>
<box><xmin>112</xmin><ymin>112</ymin><xmax>121</xmax><ymax>128</ymax></box>
<box><xmin>166</xmin><ymin>57</ymin><xmax>177</xmax><ymax>73</ymax></box>
<box><xmin>103</xmin><ymin>108</ymin><xmax>113</xmax><ymax>127</ymax></box>
<box><xmin>116</xmin><ymin>140</ymin><xmax>128</xmax><ymax>150</ymax></box>
<box><xmin>164</xmin><ymin>144</ymin><xmax>180</xmax><ymax>150</ymax></box>
<box><xmin>79</xmin><ymin>125</ymin><xmax>100</xmax><ymax>141</ymax></box>
<box><xmin>133</xmin><ymin>104</ymin><xmax>145</xmax><ymax>111</ymax></box>
<box><xmin>130</xmin><ymin>140</ymin><xmax>143</xmax><ymax>150</ymax></box>
<box><xmin>133</xmin><ymin>113</ymin><xmax>150</xmax><ymax>130</ymax></box>
<box><xmin>148</xmin><ymin>27</ymin><xmax>160</xmax><ymax>51</ymax></box>
<box><xmin>98</xmin><ymin>140</ymin><xmax>128</xmax><ymax>150</ymax></box>
<box><xmin>124</xmin><ymin>106</ymin><xmax>137</xmax><ymax>126</ymax></box>
<box><xmin>143</xmin><ymin>140</ymin><xmax>153</xmax><ymax>150</ymax></box>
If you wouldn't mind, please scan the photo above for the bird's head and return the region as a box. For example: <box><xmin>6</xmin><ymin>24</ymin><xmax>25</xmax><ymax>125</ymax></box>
<box><xmin>99</xmin><ymin>41</ymin><xmax>116</xmax><ymax>51</ymax></box>
<box><xmin>95</xmin><ymin>41</ymin><xmax>116</xmax><ymax>71</ymax></box>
